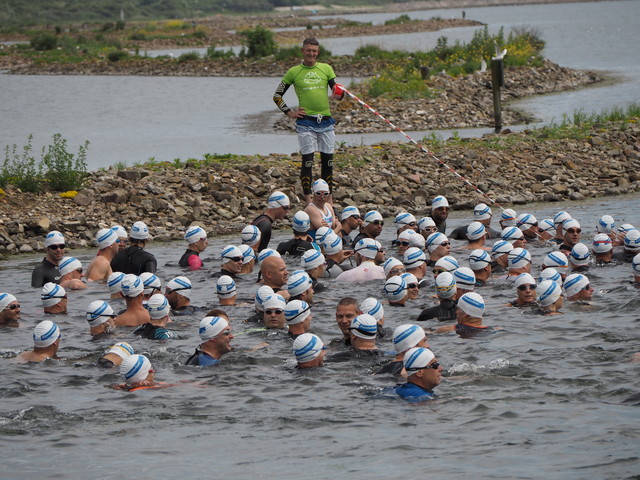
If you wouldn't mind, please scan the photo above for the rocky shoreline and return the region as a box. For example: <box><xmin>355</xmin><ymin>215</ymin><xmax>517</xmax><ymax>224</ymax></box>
<box><xmin>0</xmin><ymin>120</ymin><xmax>638</xmax><ymax>255</ymax></box>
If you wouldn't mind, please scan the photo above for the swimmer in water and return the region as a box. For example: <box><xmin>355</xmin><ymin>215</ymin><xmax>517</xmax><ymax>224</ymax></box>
<box><xmin>360</xmin><ymin>297</ymin><xmax>387</xmax><ymax>338</ymax></box>
<box><xmin>384</xmin><ymin>275</ymin><xmax>408</xmax><ymax>307</ymax></box>
<box><xmin>333</xmin><ymin>297</ymin><xmax>360</xmax><ymax>345</ymax></box>
<box><xmin>301</xmin><ymin>249</ymin><xmax>327</xmax><ymax>293</ymax></box>
<box><xmin>216</xmin><ymin>275</ymin><xmax>237</xmax><ymax>306</ymax></box>
<box><xmin>139</xmin><ymin>272</ymin><xmax>162</xmax><ymax>301</ymax></box>
<box><xmin>286</xmin><ymin>271</ymin><xmax>314</xmax><ymax>304</ymax></box>
<box><xmin>377</xmin><ymin>324</ymin><xmax>429</xmax><ymax>376</ymax></box>
<box><xmin>179</xmin><ymin>225</ymin><xmax>208</xmax><ymax>271</ymax></box>
<box><xmin>86</xmin><ymin>228</ymin><xmax>119</xmax><ymax>282</ymax></box>
<box><xmin>86</xmin><ymin>300</ymin><xmax>117</xmax><ymax>339</ymax></box>
<box><xmin>58</xmin><ymin>256</ymin><xmax>87</xmax><ymax>290</ymax></box>
<box><xmin>0</xmin><ymin>293</ymin><xmax>21</xmax><ymax>326</ymax></box>
<box><xmin>453</xmin><ymin>267</ymin><xmax>476</xmax><ymax>299</ymax></box>
<box><xmin>292</xmin><ymin>333</ymin><xmax>326</xmax><ymax>369</ymax></box>
<box><xmin>403</xmin><ymin>247</ymin><xmax>428</xmax><ymax>284</ymax></box>
<box><xmin>115</xmin><ymin>354</ymin><xmax>163</xmax><ymax>392</ymax></box>
<box><xmin>537</xmin><ymin>279</ymin><xmax>564</xmax><ymax>315</ymax></box>
<box><xmin>262</xmin><ymin>294</ymin><xmax>287</xmax><ymax>329</ymax></box>
<box><xmin>98</xmin><ymin>342</ymin><xmax>134</xmax><ymax>368</ymax></box>
<box><xmin>165</xmin><ymin>276</ymin><xmax>195</xmax><ymax>315</ymax></box>
<box><xmin>469</xmin><ymin>249</ymin><xmax>492</xmax><ymax>286</ymax></box>
<box><xmin>185</xmin><ymin>316</ymin><xmax>234</xmax><ymax>366</ymax></box>
<box><xmin>592</xmin><ymin>234</ymin><xmax>614</xmax><ymax>264</ymax></box>
<box><xmin>436</xmin><ymin>292</ymin><xmax>494</xmax><ymax>338</ymax></box>
<box><xmin>285</xmin><ymin>300</ymin><xmax>312</xmax><ymax>340</ymax></box>
<box><xmin>416</xmin><ymin>272</ymin><xmax>457</xmax><ymax>323</ymax></box>
<box><xmin>15</xmin><ymin>320</ymin><xmax>61</xmax><ymax>363</ymax></box>
<box><xmin>31</xmin><ymin>230</ymin><xmax>65</xmax><ymax>288</ymax></box>
<box><xmin>394</xmin><ymin>347</ymin><xmax>443</xmax><ymax>402</ymax></box>
<box><xmin>135</xmin><ymin>294</ymin><xmax>176</xmax><ymax>340</ymax></box>
<box><xmin>114</xmin><ymin>274</ymin><xmax>150</xmax><ymax>327</ymax></box>
<box><xmin>277</xmin><ymin>211</ymin><xmax>315</xmax><ymax>256</ymax></box>
<box><xmin>563</xmin><ymin>273</ymin><xmax>594</xmax><ymax>303</ymax></box>
<box><xmin>506</xmin><ymin>273</ymin><xmax>537</xmax><ymax>307</ymax></box>
<box><xmin>41</xmin><ymin>283</ymin><xmax>68</xmax><ymax>315</ymax></box>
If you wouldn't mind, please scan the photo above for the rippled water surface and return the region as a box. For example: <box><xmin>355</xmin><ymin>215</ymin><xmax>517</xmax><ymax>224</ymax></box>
<box><xmin>1</xmin><ymin>194</ymin><xmax>639</xmax><ymax>478</ymax></box>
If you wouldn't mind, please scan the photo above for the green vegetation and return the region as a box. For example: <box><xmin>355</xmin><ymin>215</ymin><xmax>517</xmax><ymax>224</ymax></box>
<box><xmin>384</xmin><ymin>14</ymin><xmax>413</xmax><ymax>26</ymax></box>
<box><xmin>359</xmin><ymin>26</ymin><xmax>545</xmax><ymax>99</ymax></box>
<box><xmin>1</xmin><ymin>135</ymin><xmax>89</xmax><ymax>193</ymax></box>
<box><xmin>239</xmin><ymin>25</ymin><xmax>276</xmax><ymax>58</ymax></box>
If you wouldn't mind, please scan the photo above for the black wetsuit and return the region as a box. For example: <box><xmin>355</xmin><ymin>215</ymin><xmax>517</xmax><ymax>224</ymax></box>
<box><xmin>252</xmin><ymin>213</ymin><xmax>273</xmax><ymax>252</ymax></box>
<box><xmin>351</xmin><ymin>232</ymin><xmax>375</xmax><ymax>249</ymax></box>
<box><xmin>111</xmin><ymin>245</ymin><xmax>157</xmax><ymax>275</ymax></box>
<box><xmin>455</xmin><ymin>323</ymin><xmax>495</xmax><ymax>338</ymax></box>
<box><xmin>133</xmin><ymin>323</ymin><xmax>175</xmax><ymax>340</ymax></box>
<box><xmin>339</xmin><ymin>229</ymin><xmax>354</xmax><ymax>249</ymax></box>
<box><xmin>179</xmin><ymin>249</ymin><xmax>201</xmax><ymax>268</ymax></box>
<box><xmin>31</xmin><ymin>258</ymin><xmax>60</xmax><ymax>288</ymax></box>
<box><xmin>416</xmin><ymin>299</ymin><xmax>457</xmax><ymax>322</ymax></box>
<box><xmin>211</xmin><ymin>268</ymin><xmax>238</xmax><ymax>280</ymax></box>
<box><xmin>375</xmin><ymin>359</ymin><xmax>403</xmax><ymax>376</ymax></box>
<box><xmin>434</xmin><ymin>219</ymin><xmax>447</xmax><ymax>234</ymax></box>
<box><xmin>326</xmin><ymin>348</ymin><xmax>383</xmax><ymax>362</ymax></box>
<box><xmin>449</xmin><ymin>224</ymin><xmax>501</xmax><ymax>240</ymax></box>
<box><xmin>277</xmin><ymin>237</ymin><xmax>314</xmax><ymax>257</ymax></box>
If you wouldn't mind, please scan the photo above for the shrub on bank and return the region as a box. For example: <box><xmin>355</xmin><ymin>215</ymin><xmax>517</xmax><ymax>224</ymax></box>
<box><xmin>1</xmin><ymin>134</ymin><xmax>89</xmax><ymax>193</ymax></box>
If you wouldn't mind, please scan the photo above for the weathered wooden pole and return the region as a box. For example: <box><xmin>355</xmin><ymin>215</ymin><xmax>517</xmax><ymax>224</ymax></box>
<box><xmin>491</xmin><ymin>57</ymin><xmax>504</xmax><ymax>133</ymax></box>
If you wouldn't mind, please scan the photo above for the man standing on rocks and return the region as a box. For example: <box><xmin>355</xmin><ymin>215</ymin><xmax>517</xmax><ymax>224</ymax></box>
<box><xmin>110</xmin><ymin>221</ymin><xmax>157</xmax><ymax>275</ymax></box>
<box><xmin>273</xmin><ymin>37</ymin><xmax>345</xmax><ymax>204</ymax></box>
<box><xmin>31</xmin><ymin>230</ymin><xmax>65</xmax><ymax>288</ymax></box>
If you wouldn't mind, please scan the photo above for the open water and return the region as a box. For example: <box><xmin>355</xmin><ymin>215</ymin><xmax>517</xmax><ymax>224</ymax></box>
<box><xmin>0</xmin><ymin>1</ymin><xmax>638</xmax><ymax>169</ymax></box>
<box><xmin>1</xmin><ymin>194</ymin><xmax>639</xmax><ymax>479</ymax></box>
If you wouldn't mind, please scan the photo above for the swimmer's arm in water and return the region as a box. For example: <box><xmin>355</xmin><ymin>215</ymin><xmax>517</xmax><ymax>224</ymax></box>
<box><xmin>246</xmin><ymin>342</ymin><xmax>269</xmax><ymax>353</ymax></box>
<box><xmin>432</xmin><ymin>324</ymin><xmax>456</xmax><ymax>334</ymax></box>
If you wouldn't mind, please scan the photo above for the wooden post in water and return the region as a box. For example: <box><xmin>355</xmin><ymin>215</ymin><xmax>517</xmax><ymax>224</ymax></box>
<box><xmin>491</xmin><ymin>58</ymin><xmax>504</xmax><ymax>133</ymax></box>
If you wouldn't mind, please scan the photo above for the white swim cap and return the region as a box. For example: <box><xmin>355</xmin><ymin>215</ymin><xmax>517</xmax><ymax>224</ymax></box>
<box><xmin>517</xmin><ymin>213</ymin><xmax>537</xmax><ymax>232</ymax></box>
<box><xmin>220</xmin><ymin>245</ymin><xmax>243</xmax><ymax>262</ymax></box>
<box><xmin>284</xmin><ymin>300</ymin><xmax>311</xmax><ymax>325</ymax></box>
<box><xmin>508</xmin><ymin>248</ymin><xmax>531</xmax><ymax>269</ymax></box>
<box><xmin>401</xmin><ymin>272</ymin><xmax>418</xmax><ymax>287</ymax></box>
<box><xmin>199</xmin><ymin>316</ymin><xmax>229</xmax><ymax>341</ymax></box>
<box><xmin>403</xmin><ymin>347</ymin><xmax>435</xmax><ymax>372</ymax></box>
<box><xmin>434</xmin><ymin>255</ymin><xmax>459</xmax><ymax>273</ymax></box>
<box><xmin>360</xmin><ymin>297</ymin><xmax>384</xmax><ymax>321</ymax></box>
<box><xmin>267</xmin><ymin>191</ymin><xmax>290</xmax><ymax>209</ymax></box>
<box><xmin>393</xmin><ymin>324</ymin><xmax>426</xmax><ymax>353</ymax></box>
<box><xmin>241</xmin><ymin>225</ymin><xmax>261</xmax><ymax>246</ymax></box>
<box><xmin>563</xmin><ymin>273</ymin><xmax>590</xmax><ymax>298</ymax></box>
<box><xmin>453</xmin><ymin>267</ymin><xmax>476</xmax><ymax>290</ymax></box>
<box><xmin>624</xmin><ymin>230</ymin><xmax>640</xmax><ymax>251</ymax></box>
<box><xmin>238</xmin><ymin>244</ymin><xmax>257</xmax><ymax>264</ymax></box>
<box><xmin>354</xmin><ymin>238</ymin><xmax>381</xmax><ymax>259</ymax></box>
<box><xmin>145</xmin><ymin>293</ymin><xmax>170</xmax><ymax>319</ymax></box>
<box><xmin>466</xmin><ymin>221</ymin><xmax>486</xmax><ymax>240</ymax></box>
<box><xmin>44</xmin><ymin>230</ymin><xmax>65</xmax><ymax>248</ymax></box>
<box><xmin>33</xmin><ymin>320</ymin><xmax>61</xmax><ymax>348</ymax></box>
<box><xmin>474</xmin><ymin>203</ymin><xmax>492</xmax><ymax>220</ymax></box>
<box><xmin>633</xmin><ymin>253</ymin><xmax>640</xmax><ymax>274</ymax></box>
<box><xmin>501</xmin><ymin>226</ymin><xmax>523</xmax><ymax>241</ymax></box>
<box><xmin>254</xmin><ymin>286</ymin><xmax>274</xmax><ymax>311</ymax></box>
<box><xmin>120</xmin><ymin>274</ymin><xmax>144</xmax><ymax>298</ymax></box>
<box><xmin>184</xmin><ymin>225</ymin><xmax>207</xmax><ymax>244</ymax></box>
<box><xmin>301</xmin><ymin>249</ymin><xmax>325</xmax><ymax>270</ymax></box>
<box><xmin>383</xmin><ymin>257</ymin><xmax>404</xmax><ymax>277</ymax></box>
<box><xmin>293</xmin><ymin>333</ymin><xmax>325</xmax><ymax>363</ymax></box>
<box><xmin>311</xmin><ymin>179</ymin><xmax>330</xmax><ymax>193</ymax></box>
<box><xmin>538</xmin><ymin>219</ymin><xmax>555</xmax><ymax>233</ymax></box>
<box><xmin>618</xmin><ymin>224</ymin><xmax>635</xmax><ymax>235</ymax></box>
<box><xmin>120</xmin><ymin>354</ymin><xmax>152</xmax><ymax>384</ymax></box>
<box><xmin>130</xmin><ymin>221</ymin><xmax>149</xmax><ymax>240</ymax></box>
<box><xmin>596</xmin><ymin>215</ymin><xmax>615</xmax><ymax>233</ymax></box>
<box><xmin>500</xmin><ymin>209</ymin><xmax>517</xmax><ymax>226</ymax></box>
<box><xmin>340</xmin><ymin>205</ymin><xmax>361</xmax><ymax>221</ymax></box>
<box><xmin>286</xmin><ymin>271</ymin><xmax>313</xmax><ymax>297</ymax></box>
<box><xmin>41</xmin><ymin>283</ymin><xmax>66</xmax><ymax>307</ymax></box>
<box><xmin>562</xmin><ymin>219</ymin><xmax>581</xmax><ymax>233</ymax></box>
<box><xmin>139</xmin><ymin>272</ymin><xmax>161</xmax><ymax>296</ymax></box>
<box><xmin>491</xmin><ymin>240</ymin><xmax>513</xmax><ymax>256</ymax></box>
<box><xmin>417</xmin><ymin>216</ymin><xmax>436</xmax><ymax>232</ymax></box>
<box><xmin>257</xmin><ymin>248</ymin><xmax>281</xmax><ymax>264</ymax></box>
<box><xmin>362</xmin><ymin>210</ymin><xmax>383</xmax><ymax>226</ymax></box>
<box><xmin>538</xmin><ymin>279</ymin><xmax>562</xmax><ymax>307</ymax></box>
<box><xmin>58</xmin><ymin>256</ymin><xmax>82</xmax><ymax>277</ymax></box>
<box><xmin>426</xmin><ymin>232</ymin><xmax>448</xmax><ymax>253</ymax></box>
<box><xmin>96</xmin><ymin>228</ymin><xmax>118</xmax><ymax>249</ymax></box>
<box><xmin>167</xmin><ymin>276</ymin><xmax>192</xmax><ymax>299</ymax></box>
<box><xmin>435</xmin><ymin>272</ymin><xmax>457</xmax><ymax>299</ymax></box>
<box><xmin>384</xmin><ymin>275</ymin><xmax>407</xmax><ymax>302</ymax></box>
<box><xmin>554</xmin><ymin>211</ymin><xmax>571</xmax><ymax>226</ymax></box>
<box><xmin>321</xmin><ymin>232</ymin><xmax>342</xmax><ymax>255</ymax></box>
<box><xmin>349</xmin><ymin>314</ymin><xmax>378</xmax><ymax>339</ymax></box>
<box><xmin>457</xmin><ymin>292</ymin><xmax>485</xmax><ymax>318</ymax></box>
<box><xmin>403</xmin><ymin>247</ymin><xmax>426</xmax><ymax>268</ymax></box>
<box><xmin>0</xmin><ymin>293</ymin><xmax>17</xmax><ymax>311</ymax></box>
<box><xmin>86</xmin><ymin>300</ymin><xmax>115</xmax><ymax>327</ymax></box>
<box><xmin>592</xmin><ymin>234</ymin><xmax>613</xmax><ymax>254</ymax></box>
<box><xmin>394</xmin><ymin>212</ymin><xmax>416</xmax><ymax>227</ymax></box>
<box><xmin>292</xmin><ymin>211</ymin><xmax>311</xmax><ymax>233</ymax></box>
<box><xmin>431</xmin><ymin>195</ymin><xmax>449</xmax><ymax>209</ymax></box>
<box><xmin>469</xmin><ymin>249</ymin><xmax>492</xmax><ymax>271</ymax></box>
<box><xmin>538</xmin><ymin>268</ymin><xmax>562</xmax><ymax>285</ymax></box>
<box><xmin>514</xmin><ymin>273</ymin><xmax>536</xmax><ymax>289</ymax></box>
<box><xmin>107</xmin><ymin>342</ymin><xmax>134</xmax><ymax>360</ymax></box>
<box><xmin>263</xmin><ymin>294</ymin><xmax>287</xmax><ymax>311</ymax></box>
<box><xmin>216</xmin><ymin>275</ymin><xmax>237</xmax><ymax>298</ymax></box>
<box><xmin>543</xmin><ymin>251</ymin><xmax>569</xmax><ymax>270</ymax></box>
<box><xmin>111</xmin><ymin>225</ymin><xmax>127</xmax><ymax>239</ymax></box>
<box><xmin>107</xmin><ymin>272</ymin><xmax>126</xmax><ymax>294</ymax></box>
<box><xmin>569</xmin><ymin>243</ymin><xmax>591</xmax><ymax>266</ymax></box>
